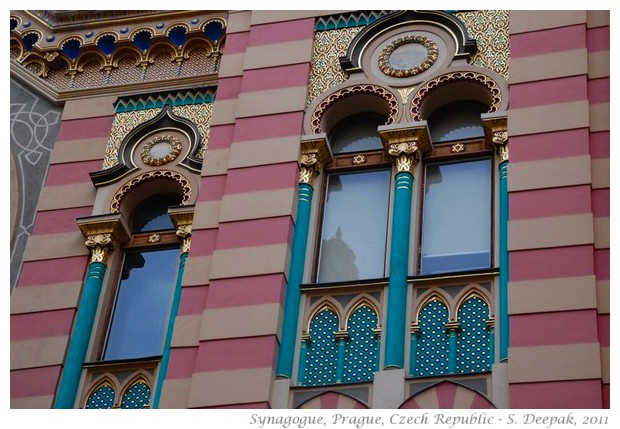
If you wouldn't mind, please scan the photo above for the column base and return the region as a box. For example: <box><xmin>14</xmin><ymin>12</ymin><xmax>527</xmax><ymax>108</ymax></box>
<box><xmin>371</xmin><ymin>368</ymin><xmax>406</xmax><ymax>408</ymax></box>
<box><xmin>270</xmin><ymin>377</ymin><xmax>291</xmax><ymax>409</ymax></box>
<box><xmin>491</xmin><ymin>361</ymin><xmax>509</xmax><ymax>409</ymax></box>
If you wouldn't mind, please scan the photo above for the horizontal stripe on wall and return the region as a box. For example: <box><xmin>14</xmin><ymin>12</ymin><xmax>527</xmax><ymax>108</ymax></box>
<box><xmin>10</xmin><ymin>366</ymin><xmax>62</xmax><ymax>398</ymax></box>
<box><xmin>56</xmin><ymin>116</ymin><xmax>115</xmax><ymax>141</ymax></box>
<box><xmin>215</xmin><ymin>216</ymin><xmax>293</xmax><ymax>250</ymax></box>
<box><xmin>32</xmin><ymin>206</ymin><xmax>92</xmax><ymax>235</ymax></box>
<box><xmin>187</xmin><ymin>367</ymin><xmax>273</xmax><ymax>408</ymax></box>
<box><xmin>508</xmin><ymin>276</ymin><xmax>597</xmax><ymax>314</ymax></box>
<box><xmin>588</xmin><ymin>77</ymin><xmax>610</xmax><ymax>103</ymax></box>
<box><xmin>10</xmin><ymin>309</ymin><xmax>74</xmax><ymax>340</ymax></box>
<box><xmin>18</xmin><ymin>256</ymin><xmax>88</xmax><ymax>286</ymax></box>
<box><xmin>187</xmin><ymin>229</ymin><xmax>219</xmax><ymax>257</ymax></box>
<box><xmin>597</xmin><ymin>314</ymin><xmax>609</xmax><ymax>347</ymax></box>
<box><xmin>44</xmin><ymin>160</ymin><xmax>102</xmax><ymax>186</ymax></box>
<box><xmin>510</xmin><ymin>75</ymin><xmax>587</xmax><ymax>109</ymax></box>
<box><xmin>509</xmin><ymin>128</ymin><xmax>589</xmax><ymax>162</ymax></box>
<box><xmin>509</xmin><ymin>11</ymin><xmax>585</xmax><ymax>36</ymax></box>
<box><xmin>509</xmin><ymin>185</ymin><xmax>592</xmax><ymax>220</ymax></box>
<box><xmin>511</xmin><ymin>24</ymin><xmax>586</xmax><ymax>58</ymax></box>
<box><xmin>198</xmin><ymin>304</ymin><xmax>281</xmax><ymax>341</ymax></box>
<box><xmin>510</xmin><ymin>379</ymin><xmax>601</xmax><ymax>409</ymax></box>
<box><xmin>10</xmin><ymin>281</ymin><xmax>82</xmax><ymax>315</ymax></box>
<box><xmin>205</xmin><ymin>274</ymin><xmax>285</xmax><ymax>309</ymax></box>
<box><xmin>166</xmin><ymin>347</ymin><xmax>199</xmax><ymax>379</ymax></box>
<box><xmin>586</xmin><ymin>26</ymin><xmax>610</xmax><ymax>52</ymax></box>
<box><xmin>510</xmin><ymin>245</ymin><xmax>594</xmax><ymax>282</ymax></box>
<box><xmin>197</xmin><ymin>175</ymin><xmax>227</xmax><ymax>202</ymax></box>
<box><xmin>223</xmin><ymin>162</ymin><xmax>298</xmax><ymax>194</ymax></box>
<box><xmin>224</xmin><ymin>31</ymin><xmax>250</xmax><ymax>54</ymax></box>
<box><xmin>247</xmin><ymin>19</ymin><xmax>314</xmax><ymax>47</ymax></box>
<box><xmin>216</xmin><ymin>76</ymin><xmax>243</xmax><ymax>100</ymax></box>
<box><xmin>240</xmin><ymin>63</ymin><xmax>312</xmax><ymax>93</ymax></box>
<box><xmin>589</xmin><ymin>131</ymin><xmax>609</xmax><ymax>159</ymax></box>
<box><xmin>208</xmin><ymin>124</ymin><xmax>235</xmax><ymax>151</ymax></box>
<box><xmin>194</xmin><ymin>335</ymin><xmax>278</xmax><ymax>372</ymax></box>
<box><xmin>591</xmin><ymin>188</ymin><xmax>610</xmax><ymax>216</ymax></box>
<box><xmin>594</xmin><ymin>249</ymin><xmax>609</xmax><ymax>279</ymax></box>
<box><xmin>11</xmin><ymin>336</ymin><xmax>68</xmax><ymax>369</ymax></box>
<box><xmin>508</xmin><ymin>49</ymin><xmax>587</xmax><ymax>85</ymax></box>
<box><xmin>178</xmin><ymin>285</ymin><xmax>209</xmax><ymax>316</ymax></box>
<box><xmin>232</xmin><ymin>112</ymin><xmax>304</xmax><ymax>142</ymax></box>
<box><xmin>510</xmin><ymin>309</ymin><xmax>599</xmax><ymax>347</ymax></box>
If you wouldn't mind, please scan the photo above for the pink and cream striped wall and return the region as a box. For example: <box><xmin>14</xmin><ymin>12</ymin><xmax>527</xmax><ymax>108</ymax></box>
<box><xmin>507</xmin><ymin>10</ymin><xmax>609</xmax><ymax>409</ymax></box>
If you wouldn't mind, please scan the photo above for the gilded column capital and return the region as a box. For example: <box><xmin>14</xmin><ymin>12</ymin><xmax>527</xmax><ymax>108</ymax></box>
<box><xmin>410</xmin><ymin>322</ymin><xmax>420</xmax><ymax>336</ymax></box>
<box><xmin>482</xmin><ymin>113</ymin><xmax>508</xmax><ymax>163</ymax></box>
<box><xmin>77</xmin><ymin>214</ymin><xmax>129</xmax><ymax>264</ymax></box>
<box><xmin>486</xmin><ymin>317</ymin><xmax>495</xmax><ymax>330</ymax></box>
<box><xmin>169</xmin><ymin>205</ymin><xmax>194</xmax><ymax>254</ymax></box>
<box><xmin>334</xmin><ymin>330</ymin><xmax>350</xmax><ymax>342</ymax></box>
<box><xmin>379</xmin><ymin>122</ymin><xmax>432</xmax><ymax>174</ymax></box>
<box><xmin>445</xmin><ymin>321</ymin><xmax>461</xmax><ymax>334</ymax></box>
<box><xmin>301</xmin><ymin>332</ymin><xmax>312</xmax><ymax>345</ymax></box>
<box><xmin>299</xmin><ymin>134</ymin><xmax>333</xmax><ymax>185</ymax></box>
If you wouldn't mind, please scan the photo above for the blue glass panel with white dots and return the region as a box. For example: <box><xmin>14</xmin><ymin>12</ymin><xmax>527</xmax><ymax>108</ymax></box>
<box><xmin>456</xmin><ymin>296</ymin><xmax>491</xmax><ymax>373</ymax></box>
<box><xmin>343</xmin><ymin>305</ymin><xmax>379</xmax><ymax>383</ymax></box>
<box><xmin>85</xmin><ymin>384</ymin><xmax>115</xmax><ymax>409</ymax></box>
<box><xmin>120</xmin><ymin>380</ymin><xmax>151</xmax><ymax>409</ymax></box>
<box><xmin>416</xmin><ymin>300</ymin><xmax>450</xmax><ymax>377</ymax></box>
<box><xmin>302</xmin><ymin>308</ymin><xmax>339</xmax><ymax>386</ymax></box>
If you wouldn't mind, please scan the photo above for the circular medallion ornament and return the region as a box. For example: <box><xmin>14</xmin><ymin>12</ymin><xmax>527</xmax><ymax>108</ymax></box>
<box><xmin>378</xmin><ymin>35</ymin><xmax>439</xmax><ymax>78</ymax></box>
<box><xmin>141</xmin><ymin>135</ymin><xmax>182</xmax><ymax>166</ymax></box>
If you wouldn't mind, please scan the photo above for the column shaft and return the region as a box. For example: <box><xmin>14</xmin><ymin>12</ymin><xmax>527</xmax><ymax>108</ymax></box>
<box><xmin>499</xmin><ymin>161</ymin><xmax>509</xmax><ymax>361</ymax></box>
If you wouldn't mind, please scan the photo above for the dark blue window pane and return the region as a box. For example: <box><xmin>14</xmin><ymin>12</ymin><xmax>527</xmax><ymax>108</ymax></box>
<box><xmin>104</xmin><ymin>248</ymin><xmax>179</xmax><ymax>360</ymax></box>
<box><xmin>131</xmin><ymin>193</ymin><xmax>181</xmax><ymax>232</ymax></box>
<box><xmin>428</xmin><ymin>101</ymin><xmax>487</xmax><ymax>143</ymax></box>
<box><xmin>329</xmin><ymin>113</ymin><xmax>386</xmax><ymax>154</ymax></box>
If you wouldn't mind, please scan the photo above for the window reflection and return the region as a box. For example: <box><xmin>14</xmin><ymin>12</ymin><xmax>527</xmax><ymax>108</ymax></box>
<box><xmin>318</xmin><ymin>170</ymin><xmax>390</xmax><ymax>283</ymax></box>
<box><xmin>131</xmin><ymin>193</ymin><xmax>182</xmax><ymax>233</ymax></box>
<box><xmin>104</xmin><ymin>248</ymin><xmax>179</xmax><ymax>360</ymax></box>
<box><xmin>427</xmin><ymin>101</ymin><xmax>487</xmax><ymax>143</ymax></box>
<box><xmin>329</xmin><ymin>113</ymin><xmax>386</xmax><ymax>154</ymax></box>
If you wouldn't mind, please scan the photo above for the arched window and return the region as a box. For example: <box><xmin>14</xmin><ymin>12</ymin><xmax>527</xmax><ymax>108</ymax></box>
<box><xmin>316</xmin><ymin>112</ymin><xmax>391</xmax><ymax>283</ymax></box>
<box><xmin>456</xmin><ymin>295</ymin><xmax>491</xmax><ymax>373</ymax></box>
<box><xmin>103</xmin><ymin>192</ymin><xmax>183</xmax><ymax>361</ymax></box>
<box><xmin>120</xmin><ymin>378</ymin><xmax>151</xmax><ymax>409</ymax></box>
<box><xmin>420</xmin><ymin>100</ymin><xmax>492</xmax><ymax>275</ymax></box>
<box><xmin>85</xmin><ymin>382</ymin><xmax>115</xmax><ymax>409</ymax></box>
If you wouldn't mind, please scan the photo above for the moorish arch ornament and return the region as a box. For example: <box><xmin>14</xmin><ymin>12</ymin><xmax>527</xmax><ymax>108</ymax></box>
<box><xmin>310</xmin><ymin>84</ymin><xmax>399</xmax><ymax>134</ymax></box>
<box><xmin>410</xmin><ymin>71</ymin><xmax>502</xmax><ymax>121</ymax></box>
<box><xmin>109</xmin><ymin>170</ymin><xmax>192</xmax><ymax>214</ymax></box>
<box><xmin>90</xmin><ymin>105</ymin><xmax>202</xmax><ymax>187</ymax></box>
<box><xmin>400</xmin><ymin>381</ymin><xmax>496</xmax><ymax>409</ymax></box>
<box><xmin>378</xmin><ymin>34</ymin><xmax>439</xmax><ymax>78</ymax></box>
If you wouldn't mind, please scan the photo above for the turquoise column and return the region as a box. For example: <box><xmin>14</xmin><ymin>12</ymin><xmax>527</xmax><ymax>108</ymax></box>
<box><xmin>276</xmin><ymin>183</ymin><xmax>314</xmax><ymax>378</ymax></box>
<box><xmin>498</xmin><ymin>159</ymin><xmax>509</xmax><ymax>361</ymax></box>
<box><xmin>488</xmin><ymin>320</ymin><xmax>495</xmax><ymax>367</ymax></box>
<box><xmin>152</xmin><ymin>248</ymin><xmax>188</xmax><ymax>408</ymax></box>
<box><xmin>297</xmin><ymin>335</ymin><xmax>311</xmax><ymax>385</ymax></box>
<box><xmin>55</xmin><ymin>261</ymin><xmax>107</xmax><ymax>408</ymax></box>
<box><xmin>276</xmin><ymin>140</ymin><xmax>331</xmax><ymax>380</ymax></box>
<box><xmin>409</xmin><ymin>325</ymin><xmax>419</xmax><ymax>376</ymax></box>
<box><xmin>384</xmin><ymin>171</ymin><xmax>414</xmax><ymax>369</ymax></box>
<box><xmin>335</xmin><ymin>332</ymin><xmax>348</xmax><ymax>383</ymax></box>
<box><xmin>446</xmin><ymin>323</ymin><xmax>460</xmax><ymax>374</ymax></box>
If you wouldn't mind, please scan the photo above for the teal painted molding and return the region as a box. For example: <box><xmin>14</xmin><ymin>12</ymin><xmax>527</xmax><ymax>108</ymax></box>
<box><xmin>315</xmin><ymin>10</ymin><xmax>391</xmax><ymax>31</ymax></box>
<box><xmin>152</xmin><ymin>251</ymin><xmax>187</xmax><ymax>408</ymax></box>
<box><xmin>448</xmin><ymin>329</ymin><xmax>458</xmax><ymax>374</ymax></box>
<box><xmin>409</xmin><ymin>331</ymin><xmax>419</xmax><ymax>377</ymax></box>
<box><xmin>115</xmin><ymin>91</ymin><xmax>216</xmax><ymax>113</ymax></box>
<box><xmin>335</xmin><ymin>337</ymin><xmax>347</xmax><ymax>383</ymax></box>
<box><xmin>276</xmin><ymin>183</ymin><xmax>314</xmax><ymax>378</ymax></box>
<box><xmin>499</xmin><ymin>161</ymin><xmax>509</xmax><ymax>361</ymax></box>
<box><xmin>297</xmin><ymin>339</ymin><xmax>309</xmax><ymax>385</ymax></box>
<box><xmin>383</xmin><ymin>172</ymin><xmax>414</xmax><ymax>369</ymax></box>
<box><xmin>55</xmin><ymin>262</ymin><xmax>107</xmax><ymax>409</ymax></box>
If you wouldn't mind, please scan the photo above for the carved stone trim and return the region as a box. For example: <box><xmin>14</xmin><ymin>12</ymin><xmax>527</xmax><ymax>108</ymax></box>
<box><xmin>411</xmin><ymin>71</ymin><xmax>502</xmax><ymax>121</ymax></box>
<box><xmin>299</xmin><ymin>134</ymin><xmax>333</xmax><ymax>185</ymax></box>
<box><xmin>378</xmin><ymin>35</ymin><xmax>439</xmax><ymax>78</ymax></box>
<box><xmin>110</xmin><ymin>170</ymin><xmax>191</xmax><ymax>213</ymax></box>
<box><xmin>77</xmin><ymin>214</ymin><xmax>129</xmax><ymax>264</ymax></box>
<box><xmin>310</xmin><ymin>84</ymin><xmax>399</xmax><ymax>134</ymax></box>
<box><xmin>378</xmin><ymin>123</ymin><xmax>432</xmax><ymax>174</ymax></box>
<box><xmin>169</xmin><ymin>206</ymin><xmax>194</xmax><ymax>254</ymax></box>
<box><xmin>140</xmin><ymin>134</ymin><xmax>182</xmax><ymax>166</ymax></box>
<box><xmin>482</xmin><ymin>114</ymin><xmax>508</xmax><ymax>163</ymax></box>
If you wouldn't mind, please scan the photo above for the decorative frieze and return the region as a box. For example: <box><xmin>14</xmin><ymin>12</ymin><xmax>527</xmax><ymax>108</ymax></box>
<box><xmin>77</xmin><ymin>214</ymin><xmax>129</xmax><ymax>264</ymax></box>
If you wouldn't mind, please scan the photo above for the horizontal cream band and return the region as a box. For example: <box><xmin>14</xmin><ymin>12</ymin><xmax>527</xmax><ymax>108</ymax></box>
<box><xmin>11</xmin><ymin>395</ymin><xmax>55</xmax><ymax>409</ymax></box>
<box><xmin>210</xmin><ymin>98</ymin><xmax>238</xmax><ymax>127</ymax></box>
<box><xmin>199</xmin><ymin>303</ymin><xmax>282</xmax><ymax>341</ymax></box>
<box><xmin>11</xmin><ymin>281</ymin><xmax>82</xmax><ymax>315</ymax></box>
<box><xmin>217</xmin><ymin>52</ymin><xmax>245</xmax><ymax>79</ymax></box>
<box><xmin>509</xmin><ymin>100</ymin><xmax>589</xmax><ymax>137</ymax></box>
<box><xmin>509</xmin><ymin>342</ymin><xmax>601</xmax><ymax>383</ymax></box>
<box><xmin>191</xmin><ymin>201</ymin><xmax>222</xmax><ymax>230</ymax></box>
<box><xmin>588</xmin><ymin>51</ymin><xmax>610</xmax><ymax>79</ymax></box>
<box><xmin>596</xmin><ymin>280</ymin><xmax>609</xmax><ymax>314</ymax></box>
<box><xmin>50</xmin><ymin>136</ymin><xmax>109</xmax><ymax>164</ymax></box>
<box><xmin>37</xmin><ymin>183</ymin><xmax>96</xmax><ymax>211</ymax></box>
<box><xmin>201</xmin><ymin>148</ymin><xmax>230</xmax><ymax>176</ymax></box>
<box><xmin>11</xmin><ymin>336</ymin><xmax>69</xmax><ymax>370</ymax></box>
<box><xmin>510</xmin><ymin>10</ymin><xmax>586</xmax><ymax>34</ymax></box>
<box><xmin>227</xmin><ymin>135</ymin><xmax>302</xmax><ymax>169</ymax></box>
<box><xmin>508</xmin><ymin>213</ymin><xmax>594</xmax><ymax>251</ymax></box>
<box><xmin>171</xmin><ymin>314</ymin><xmax>202</xmax><ymax>348</ymax></box>
<box><xmin>508</xmin><ymin>275</ymin><xmax>597</xmax><ymax>314</ymax></box>
<box><xmin>508</xmin><ymin>155</ymin><xmax>592</xmax><ymax>192</ymax></box>
<box><xmin>188</xmin><ymin>367</ymin><xmax>273</xmax><ymax>408</ymax></box>
<box><xmin>590</xmin><ymin>158</ymin><xmax>610</xmax><ymax>189</ymax></box>
<box><xmin>181</xmin><ymin>255</ymin><xmax>212</xmax><ymax>287</ymax></box>
<box><xmin>219</xmin><ymin>188</ymin><xmax>296</xmax><ymax>223</ymax></box>
<box><xmin>159</xmin><ymin>378</ymin><xmax>191</xmax><ymax>409</ymax></box>
<box><xmin>600</xmin><ymin>347</ymin><xmax>609</xmax><ymax>383</ymax></box>
<box><xmin>244</xmin><ymin>40</ymin><xmax>314</xmax><ymax>70</ymax></box>
<box><xmin>589</xmin><ymin>103</ymin><xmax>609</xmax><ymax>132</ymax></box>
<box><xmin>236</xmin><ymin>87</ymin><xmax>309</xmax><ymax>118</ymax></box>
<box><xmin>509</xmin><ymin>49</ymin><xmax>587</xmax><ymax>84</ymax></box>
<box><xmin>593</xmin><ymin>216</ymin><xmax>610</xmax><ymax>249</ymax></box>
<box><xmin>23</xmin><ymin>231</ymin><xmax>87</xmax><ymax>262</ymax></box>
<box><xmin>62</xmin><ymin>95</ymin><xmax>117</xmax><ymax>120</ymax></box>
<box><xmin>209</xmin><ymin>243</ymin><xmax>291</xmax><ymax>280</ymax></box>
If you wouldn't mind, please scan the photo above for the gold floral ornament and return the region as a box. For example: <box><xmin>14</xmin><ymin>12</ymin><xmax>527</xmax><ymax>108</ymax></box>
<box><xmin>388</xmin><ymin>142</ymin><xmax>420</xmax><ymax>173</ymax></box>
<box><xmin>378</xmin><ymin>35</ymin><xmax>439</xmax><ymax>78</ymax></box>
<box><xmin>482</xmin><ymin>114</ymin><xmax>508</xmax><ymax>163</ymax></box>
<box><xmin>379</xmin><ymin>124</ymin><xmax>431</xmax><ymax>174</ymax></box>
<box><xmin>78</xmin><ymin>214</ymin><xmax>129</xmax><ymax>265</ymax></box>
<box><xmin>85</xmin><ymin>233</ymin><xmax>113</xmax><ymax>263</ymax></box>
<box><xmin>141</xmin><ymin>135</ymin><xmax>182</xmax><ymax>166</ymax></box>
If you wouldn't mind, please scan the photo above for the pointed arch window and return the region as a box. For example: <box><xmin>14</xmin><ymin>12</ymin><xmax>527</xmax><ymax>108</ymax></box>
<box><xmin>85</xmin><ymin>382</ymin><xmax>116</xmax><ymax>409</ymax></box>
<box><xmin>120</xmin><ymin>378</ymin><xmax>152</xmax><ymax>409</ymax></box>
<box><xmin>301</xmin><ymin>306</ymin><xmax>340</xmax><ymax>386</ymax></box>
<box><xmin>415</xmin><ymin>298</ymin><xmax>450</xmax><ymax>377</ymax></box>
<box><xmin>343</xmin><ymin>303</ymin><xmax>380</xmax><ymax>383</ymax></box>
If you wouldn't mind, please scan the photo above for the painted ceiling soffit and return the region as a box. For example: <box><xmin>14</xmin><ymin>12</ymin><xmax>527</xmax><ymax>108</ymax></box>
<box><xmin>10</xmin><ymin>10</ymin><xmax>226</xmax><ymax>103</ymax></box>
